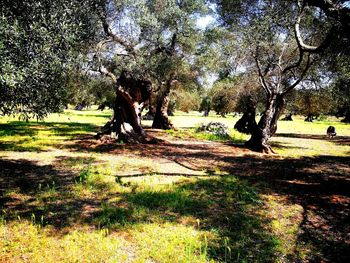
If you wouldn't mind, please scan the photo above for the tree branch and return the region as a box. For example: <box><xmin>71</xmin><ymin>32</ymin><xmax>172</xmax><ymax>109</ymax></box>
<box><xmin>99</xmin><ymin>65</ymin><xmax>117</xmax><ymax>83</ymax></box>
<box><xmin>99</xmin><ymin>10</ymin><xmax>136</xmax><ymax>56</ymax></box>
<box><xmin>294</xmin><ymin>4</ymin><xmax>335</xmax><ymax>54</ymax></box>
<box><xmin>95</xmin><ymin>39</ymin><xmax>118</xmax><ymax>83</ymax></box>
<box><xmin>283</xmin><ymin>53</ymin><xmax>311</xmax><ymax>95</ymax></box>
<box><xmin>150</xmin><ymin>32</ymin><xmax>178</xmax><ymax>56</ymax></box>
<box><xmin>254</xmin><ymin>50</ymin><xmax>271</xmax><ymax>96</ymax></box>
<box><xmin>282</xmin><ymin>39</ymin><xmax>305</xmax><ymax>74</ymax></box>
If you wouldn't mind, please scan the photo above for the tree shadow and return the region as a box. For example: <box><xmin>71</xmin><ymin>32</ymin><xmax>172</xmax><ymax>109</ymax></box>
<box><xmin>0</xmin><ymin>159</ymin><xmax>69</xmax><ymax>196</ymax></box>
<box><xmin>0</xmin><ymin>158</ymin><xmax>100</xmax><ymax>228</ymax></box>
<box><xmin>71</xmin><ymin>135</ymin><xmax>350</xmax><ymax>262</ymax></box>
<box><xmin>2</xmin><ymin>123</ymin><xmax>349</xmax><ymax>262</ymax></box>
<box><xmin>225</xmin><ymin>155</ymin><xmax>350</xmax><ymax>263</ymax></box>
<box><xmin>276</xmin><ymin>132</ymin><xmax>350</xmax><ymax>146</ymax></box>
<box><xmin>0</xmin><ymin>122</ymin><xmax>38</xmax><ymax>137</ymax></box>
<box><xmin>0</xmin><ymin>157</ymin><xmax>279</xmax><ymax>262</ymax></box>
<box><xmin>92</xmin><ymin>176</ymin><xmax>279</xmax><ymax>262</ymax></box>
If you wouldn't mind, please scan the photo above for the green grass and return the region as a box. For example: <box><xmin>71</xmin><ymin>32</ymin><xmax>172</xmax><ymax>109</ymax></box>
<box><xmin>0</xmin><ymin>108</ymin><xmax>349</xmax><ymax>262</ymax></box>
<box><xmin>166</xmin><ymin>127</ymin><xmax>248</xmax><ymax>144</ymax></box>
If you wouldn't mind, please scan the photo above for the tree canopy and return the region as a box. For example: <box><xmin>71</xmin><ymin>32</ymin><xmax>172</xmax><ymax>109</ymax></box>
<box><xmin>0</xmin><ymin>0</ymin><xmax>101</xmax><ymax>119</ymax></box>
<box><xmin>1</xmin><ymin>0</ymin><xmax>349</xmax><ymax>148</ymax></box>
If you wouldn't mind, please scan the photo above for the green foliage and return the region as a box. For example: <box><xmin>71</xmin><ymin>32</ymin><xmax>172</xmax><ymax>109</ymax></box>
<box><xmin>199</xmin><ymin>95</ymin><xmax>212</xmax><ymax>114</ymax></box>
<box><xmin>170</xmin><ymin>89</ymin><xmax>201</xmax><ymax>113</ymax></box>
<box><xmin>291</xmin><ymin>88</ymin><xmax>334</xmax><ymax>119</ymax></box>
<box><xmin>63</xmin><ymin>71</ymin><xmax>114</xmax><ymax>107</ymax></box>
<box><xmin>0</xmin><ymin>0</ymin><xmax>100</xmax><ymax>119</ymax></box>
<box><xmin>210</xmin><ymin>78</ymin><xmax>240</xmax><ymax>115</ymax></box>
<box><xmin>329</xmin><ymin>57</ymin><xmax>350</xmax><ymax>121</ymax></box>
<box><xmin>76</xmin><ymin>161</ymin><xmax>93</xmax><ymax>183</ymax></box>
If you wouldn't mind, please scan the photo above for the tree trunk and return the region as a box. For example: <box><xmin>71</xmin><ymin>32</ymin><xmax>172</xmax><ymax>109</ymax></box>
<box><xmin>96</xmin><ymin>72</ymin><xmax>152</xmax><ymax>143</ymax></box>
<box><xmin>152</xmin><ymin>82</ymin><xmax>173</xmax><ymax>130</ymax></box>
<box><xmin>341</xmin><ymin>109</ymin><xmax>350</xmax><ymax>123</ymax></box>
<box><xmin>234</xmin><ymin>96</ymin><xmax>258</xmax><ymax>134</ymax></box>
<box><xmin>304</xmin><ymin>114</ymin><xmax>314</xmax><ymax>122</ymax></box>
<box><xmin>281</xmin><ymin>113</ymin><xmax>293</xmax><ymax>121</ymax></box>
<box><xmin>245</xmin><ymin>93</ymin><xmax>285</xmax><ymax>154</ymax></box>
<box><xmin>142</xmin><ymin>105</ymin><xmax>155</xmax><ymax>120</ymax></box>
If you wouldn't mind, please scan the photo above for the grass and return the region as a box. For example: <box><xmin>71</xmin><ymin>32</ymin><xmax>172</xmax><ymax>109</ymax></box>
<box><xmin>0</xmin><ymin>108</ymin><xmax>349</xmax><ymax>262</ymax></box>
<box><xmin>166</xmin><ymin>127</ymin><xmax>247</xmax><ymax>144</ymax></box>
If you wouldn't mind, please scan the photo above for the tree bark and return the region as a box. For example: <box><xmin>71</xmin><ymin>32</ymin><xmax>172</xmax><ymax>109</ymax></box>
<box><xmin>142</xmin><ymin>105</ymin><xmax>155</xmax><ymax>120</ymax></box>
<box><xmin>281</xmin><ymin>113</ymin><xmax>293</xmax><ymax>121</ymax></box>
<box><xmin>152</xmin><ymin>81</ymin><xmax>173</xmax><ymax>130</ymax></box>
<box><xmin>245</xmin><ymin>93</ymin><xmax>285</xmax><ymax>154</ymax></box>
<box><xmin>304</xmin><ymin>114</ymin><xmax>314</xmax><ymax>122</ymax></box>
<box><xmin>234</xmin><ymin>96</ymin><xmax>258</xmax><ymax>134</ymax></box>
<box><xmin>341</xmin><ymin>109</ymin><xmax>350</xmax><ymax>123</ymax></box>
<box><xmin>96</xmin><ymin>71</ymin><xmax>152</xmax><ymax>143</ymax></box>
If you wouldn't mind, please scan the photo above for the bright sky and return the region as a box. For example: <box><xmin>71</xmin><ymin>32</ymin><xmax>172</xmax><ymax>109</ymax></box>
<box><xmin>196</xmin><ymin>15</ymin><xmax>215</xmax><ymax>30</ymax></box>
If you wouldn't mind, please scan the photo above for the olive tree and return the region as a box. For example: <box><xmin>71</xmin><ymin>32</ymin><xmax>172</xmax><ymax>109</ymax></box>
<box><xmin>214</xmin><ymin>0</ymin><xmax>350</xmax><ymax>153</ymax></box>
<box><xmin>94</xmin><ymin>0</ymin><xmax>207</xmax><ymax>140</ymax></box>
<box><xmin>0</xmin><ymin>0</ymin><xmax>100</xmax><ymax>120</ymax></box>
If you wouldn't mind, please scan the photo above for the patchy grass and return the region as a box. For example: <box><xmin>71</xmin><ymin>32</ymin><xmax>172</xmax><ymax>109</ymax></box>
<box><xmin>1</xmin><ymin>109</ymin><xmax>349</xmax><ymax>262</ymax></box>
<box><xmin>165</xmin><ymin>128</ymin><xmax>248</xmax><ymax>144</ymax></box>
<box><xmin>0</xmin><ymin>221</ymin><xmax>129</xmax><ymax>263</ymax></box>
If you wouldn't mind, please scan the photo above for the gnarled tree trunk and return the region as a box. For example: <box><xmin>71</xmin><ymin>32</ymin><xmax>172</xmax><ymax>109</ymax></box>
<box><xmin>97</xmin><ymin>71</ymin><xmax>152</xmax><ymax>143</ymax></box>
<box><xmin>234</xmin><ymin>96</ymin><xmax>258</xmax><ymax>134</ymax></box>
<box><xmin>152</xmin><ymin>81</ymin><xmax>173</xmax><ymax>130</ymax></box>
<box><xmin>245</xmin><ymin>93</ymin><xmax>285</xmax><ymax>154</ymax></box>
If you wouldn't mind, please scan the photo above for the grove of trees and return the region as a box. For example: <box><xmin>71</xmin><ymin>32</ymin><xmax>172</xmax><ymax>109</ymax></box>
<box><xmin>1</xmin><ymin>0</ymin><xmax>349</xmax><ymax>152</ymax></box>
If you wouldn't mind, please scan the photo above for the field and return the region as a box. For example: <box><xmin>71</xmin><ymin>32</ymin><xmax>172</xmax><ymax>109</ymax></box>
<box><xmin>0</xmin><ymin>109</ymin><xmax>349</xmax><ymax>262</ymax></box>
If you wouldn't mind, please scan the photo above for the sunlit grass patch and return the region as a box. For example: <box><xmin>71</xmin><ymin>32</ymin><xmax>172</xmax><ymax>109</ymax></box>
<box><xmin>114</xmin><ymin>175</ymin><xmax>279</xmax><ymax>262</ymax></box>
<box><xmin>277</xmin><ymin>115</ymin><xmax>350</xmax><ymax>135</ymax></box>
<box><xmin>260</xmin><ymin>194</ymin><xmax>304</xmax><ymax>261</ymax></box>
<box><xmin>166</xmin><ymin>128</ymin><xmax>248</xmax><ymax>144</ymax></box>
<box><xmin>272</xmin><ymin>136</ymin><xmax>350</xmax><ymax>157</ymax></box>
<box><xmin>131</xmin><ymin>223</ymin><xmax>214</xmax><ymax>263</ymax></box>
<box><xmin>0</xmin><ymin>221</ymin><xmax>129</xmax><ymax>263</ymax></box>
<box><xmin>111</xmin><ymin>157</ymin><xmax>160</xmax><ymax>175</ymax></box>
<box><xmin>71</xmin><ymin>165</ymin><xmax>128</xmax><ymax>199</ymax></box>
<box><xmin>0</xmin><ymin>121</ymin><xmax>99</xmax><ymax>152</ymax></box>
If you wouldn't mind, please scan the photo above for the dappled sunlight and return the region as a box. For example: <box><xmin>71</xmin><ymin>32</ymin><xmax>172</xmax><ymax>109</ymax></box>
<box><xmin>0</xmin><ymin>157</ymin><xmax>281</xmax><ymax>262</ymax></box>
<box><xmin>1</xmin><ymin>111</ymin><xmax>349</xmax><ymax>262</ymax></box>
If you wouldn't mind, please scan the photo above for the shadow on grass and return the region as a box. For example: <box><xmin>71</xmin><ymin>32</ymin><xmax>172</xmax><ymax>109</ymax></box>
<box><xmin>0</xmin><ymin>157</ymin><xmax>100</xmax><ymax>228</ymax></box>
<box><xmin>276</xmin><ymin>132</ymin><xmax>350</xmax><ymax>146</ymax></box>
<box><xmin>0</xmin><ymin>122</ymin><xmax>38</xmax><ymax>137</ymax></box>
<box><xmin>1</xmin><ymin>122</ymin><xmax>349</xmax><ymax>262</ymax></box>
<box><xmin>165</xmin><ymin>127</ymin><xmax>247</xmax><ymax>145</ymax></box>
<box><xmin>0</xmin><ymin>156</ymin><xmax>279</xmax><ymax>262</ymax></box>
<box><xmin>68</xmin><ymin>113</ymin><xmax>112</xmax><ymax>118</ymax></box>
<box><xmin>69</xmin><ymin>131</ymin><xmax>350</xmax><ymax>262</ymax></box>
<box><xmin>93</xmin><ymin>176</ymin><xmax>279</xmax><ymax>262</ymax></box>
<box><xmin>228</xmin><ymin>155</ymin><xmax>350</xmax><ymax>263</ymax></box>
<box><xmin>113</xmin><ymin>154</ymin><xmax>350</xmax><ymax>262</ymax></box>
